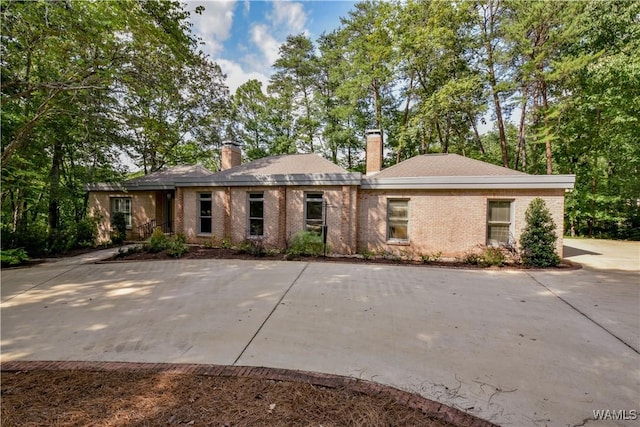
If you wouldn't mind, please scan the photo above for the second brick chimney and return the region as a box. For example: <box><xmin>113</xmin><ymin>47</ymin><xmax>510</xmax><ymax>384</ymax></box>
<box><xmin>365</xmin><ymin>129</ymin><xmax>383</xmax><ymax>175</ymax></box>
<box><xmin>221</xmin><ymin>143</ymin><xmax>241</xmax><ymax>170</ymax></box>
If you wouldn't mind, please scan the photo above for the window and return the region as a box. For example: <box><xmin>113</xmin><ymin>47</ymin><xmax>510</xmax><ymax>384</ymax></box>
<box><xmin>387</xmin><ymin>199</ymin><xmax>409</xmax><ymax>242</ymax></box>
<box><xmin>111</xmin><ymin>197</ymin><xmax>132</xmax><ymax>229</ymax></box>
<box><xmin>487</xmin><ymin>200</ymin><xmax>513</xmax><ymax>246</ymax></box>
<box><xmin>199</xmin><ymin>193</ymin><xmax>212</xmax><ymax>234</ymax></box>
<box><xmin>248</xmin><ymin>192</ymin><xmax>264</xmax><ymax>237</ymax></box>
<box><xmin>305</xmin><ymin>193</ymin><xmax>324</xmax><ymax>235</ymax></box>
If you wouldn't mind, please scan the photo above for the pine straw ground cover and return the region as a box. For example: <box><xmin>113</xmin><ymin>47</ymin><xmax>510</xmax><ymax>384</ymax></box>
<box><xmin>1</xmin><ymin>370</ymin><xmax>455</xmax><ymax>427</ymax></box>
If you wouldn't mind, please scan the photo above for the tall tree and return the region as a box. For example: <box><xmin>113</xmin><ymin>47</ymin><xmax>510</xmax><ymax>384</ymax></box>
<box><xmin>476</xmin><ymin>0</ymin><xmax>510</xmax><ymax>167</ymax></box>
<box><xmin>336</xmin><ymin>1</ymin><xmax>399</xmax><ymax>148</ymax></box>
<box><xmin>397</xmin><ymin>0</ymin><xmax>483</xmax><ymax>159</ymax></box>
<box><xmin>269</xmin><ymin>34</ymin><xmax>320</xmax><ymax>153</ymax></box>
<box><xmin>232</xmin><ymin>79</ymin><xmax>270</xmax><ymax>160</ymax></box>
<box><xmin>1</xmin><ymin>0</ymin><xmax>229</xmax><ymax>252</ymax></box>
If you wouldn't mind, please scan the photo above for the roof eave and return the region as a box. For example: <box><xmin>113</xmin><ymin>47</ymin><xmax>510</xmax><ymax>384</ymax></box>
<box><xmin>124</xmin><ymin>183</ymin><xmax>176</xmax><ymax>190</ymax></box>
<box><xmin>360</xmin><ymin>175</ymin><xmax>576</xmax><ymax>190</ymax></box>
<box><xmin>84</xmin><ymin>183</ymin><xmax>126</xmax><ymax>192</ymax></box>
<box><xmin>176</xmin><ymin>173</ymin><xmax>362</xmax><ymax>187</ymax></box>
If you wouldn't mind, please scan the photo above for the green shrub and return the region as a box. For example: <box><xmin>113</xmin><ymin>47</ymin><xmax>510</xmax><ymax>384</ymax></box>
<box><xmin>0</xmin><ymin>248</ymin><xmax>30</xmax><ymax>266</ymax></box>
<box><xmin>166</xmin><ymin>233</ymin><xmax>189</xmax><ymax>258</ymax></box>
<box><xmin>462</xmin><ymin>251</ymin><xmax>481</xmax><ymax>265</ymax></box>
<box><xmin>520</xmin><ymin>198</ymin><xmax>561</xmax><ymax>267</ymax></box>
<box><xmin>111</xmin><ymin>212</ymin><xmax>127</xmax><ymax>244</ymax></box>
<box><xmin>358</xmin><ymin>247</ymin><xmax>375</xmax><ymax>260</ymax></box>
<box><xmin>480</xmin><ymin>247</ymin><xmax>506</xmax><ymax>266</ymax></box>
<box><xmin>47</xmin><ymin>228</ymin><xmax>75</xmax><ymax>254</ymax></box>
<box><xmin>145</xmin><ymin>227</ymin><xmax>169</xmax><ymax>253</ymax></box>
<box><xmin>421</xmin><ymin>251</ymin><xmax>442</xmax><ymax>264</ymax></box>
<box><xmin>287</xmin><ymin>231</ymin><xmax>325</xmax><ymax>257</ymax></box>
<box><xmin>202</xmin><ymin>236</ymin><xmax>218</xmax><ymax>248</ymax></box>
<box><xmin>74</xmin><ymin>217</ymin><xmax>98</xmax><ymax>248</ymax></box>
<box><xmin>9</xmin><ymin>224</ymin><xmax>48</xmax><ymax>257</ymax></box>
<box><xmin>237</xmin><ymin>239</ymin><xmax>266</xmax><ymax>257</ymax></box>
<box><xmin>221</xmin><ymin>237</ymin><xmax>232</xmax><ymax>249</ymax></box>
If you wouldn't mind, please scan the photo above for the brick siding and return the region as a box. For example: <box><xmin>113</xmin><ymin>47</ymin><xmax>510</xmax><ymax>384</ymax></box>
<box><xmin>357</xmin><ymin>189</ymin><xmax>566</xmax><ymax>258</ymax></box>
<box><xmin>89</xmin><ymin>191</ymin><xmax>156</xmax><ymax>242</ymax></box>
<box><xmin>92</xmin><ymin>186</ymin><xmax>566</xmax><ymax>258</ymax></box>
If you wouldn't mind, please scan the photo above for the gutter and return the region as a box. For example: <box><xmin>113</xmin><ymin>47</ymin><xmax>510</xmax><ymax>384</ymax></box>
<box><xmin>175</xmin><ymin>173</ymin><xmax>362</xmax><ymax>187</ymax></box>
<box><xmin>360</xmin><ymin>175</ymin><xmax>576</xmax><ymax>190</ymax></box>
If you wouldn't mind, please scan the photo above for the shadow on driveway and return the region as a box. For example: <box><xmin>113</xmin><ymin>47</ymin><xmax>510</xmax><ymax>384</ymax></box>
<box><xmin>563</xmin><ymin>245</ymin><xmax>601</xmax><ymax>258</ymax></box>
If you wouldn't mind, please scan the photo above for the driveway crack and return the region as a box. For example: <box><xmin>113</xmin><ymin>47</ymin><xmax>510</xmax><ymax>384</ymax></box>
<box><xmin>528</xmin><ymin>272</ymin><xmax>639</xmax><ymax>355</ymax></box>
<box><xmin>233</xmin><ymin>262</ymin><xmax>309</xmax><ymax>365</ymax></box>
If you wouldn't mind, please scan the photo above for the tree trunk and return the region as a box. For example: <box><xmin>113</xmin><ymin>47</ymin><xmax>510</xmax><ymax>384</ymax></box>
<box><xmin>435</xmin><ymin>121</ymin><xmax>445</xmax><ymax>153</ymax></box>
<box><xmin>482</xmin><ymin>0</ymin><xmax>508</xmax><ymax>167</ymax></box>
<box><xmin>48</xmin><ymin>140</ymin><xmax>64</xmax><ymax>231</ymax></box>
<box><xmin>540</xmin><ymin>78</ymin><xmax>553</xmax><ymax>174</ymax></box>
<box><xmin>397</xmin><ymin>71</ymin><xmax>414</xmax><ymax>164</ymax></box>
<box><xmin>469</xmin><ymin>114</ymin><xmax>484</xmax><ymax>154</ymax></box>
<box><xmin>372</xmin><ymin>78</ymin><xmax>384</xmax><ymax>148</ymax></box>
<box><xmin>515</xmin><ymin>85</ymin><xmax>528</xmax><ymax>171</ymax></box>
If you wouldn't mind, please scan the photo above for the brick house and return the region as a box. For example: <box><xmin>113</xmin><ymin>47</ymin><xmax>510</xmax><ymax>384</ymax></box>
<box><xmin>87</xmin><ymin>131</ymin><xmax>575</xmax><ymax>257</ymax></box>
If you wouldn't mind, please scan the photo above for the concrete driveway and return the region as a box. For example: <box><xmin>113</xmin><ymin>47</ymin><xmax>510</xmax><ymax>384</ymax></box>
<box><xmin>1</xmin><ymin>240</ymin><xmax>638</xmax><ymax>427</ymax></box>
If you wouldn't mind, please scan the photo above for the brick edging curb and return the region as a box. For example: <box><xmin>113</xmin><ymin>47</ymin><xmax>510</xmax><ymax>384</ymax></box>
<box><xmin>1</xmin><ymin>360</ymin><xmax>497</xmax><ymax>427</ymax></box>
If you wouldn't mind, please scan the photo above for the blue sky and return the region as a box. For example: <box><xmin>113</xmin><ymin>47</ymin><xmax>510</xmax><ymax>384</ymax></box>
<box><xmin>185</xmin><ymin>0</ymin><xmax>357</xmax><ymax>93</ymax></box>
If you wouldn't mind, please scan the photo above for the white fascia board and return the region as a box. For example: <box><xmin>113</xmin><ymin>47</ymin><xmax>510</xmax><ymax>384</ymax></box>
<box><xmin>360</xmin><ymin>175</ymin><xmax>576</xmax><ymax>190</ymax></box>
<box><xmin>84</xmin><ymin>183</ymin><xmax>126</xmax><ymax>192</ymax></box>
<box><xmin>176</xmin><ymin>173</ymin><xmax>361</xmax><ymax>187</ymax></box>
<box><xmin>85</xmin><ymin>182</ymin><xmax>175</xmax><ymax>191</ymax></box>
<box><xmin>123</xmin><ymin>183</ymin><xmax>175</xmax><ymax>190</ymax></box>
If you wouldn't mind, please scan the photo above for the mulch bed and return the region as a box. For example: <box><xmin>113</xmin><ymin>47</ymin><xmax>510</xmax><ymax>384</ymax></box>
<box><xmin>106</xmin><ymin>245</ymin><xmax>578</xmax><ymax>270</ymax></box>
<box><xmin>1</xmin><ymin>369</ymin><xmax>459</xmax><ymax>427</ymax></box>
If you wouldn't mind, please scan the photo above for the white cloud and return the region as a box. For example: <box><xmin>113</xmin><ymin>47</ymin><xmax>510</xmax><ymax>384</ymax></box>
<box><xmin>186</xmin><ymin>0</ymin><xmax>236</xmax><ymax>57</ymax></box>
<box><xmin>248</xmin><ymin>2</ymin><xmax>309</xmax><ymax>70</ymax></box>
<box><xmin>185</xmin><ymin>0</ymin><xmax>313</xmax><ymax>93</ymax></box>
<box><xmin>250</xmin><ymin>23</ymin><xmax>282</xmax><ymax>67</ymax></box>
<box><xmin>217</xmin><ymin>58</ymin><xmax>269</xmax><ymax>94</ymax></box>
<box><xmin>270</xmin><ymin>1</ymin><xmax>307</xmax><ymax>34</ymax></box>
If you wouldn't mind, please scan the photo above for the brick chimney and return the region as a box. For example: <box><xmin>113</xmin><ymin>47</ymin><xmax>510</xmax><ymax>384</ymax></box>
<box><xmin>365</xmin><ymin>129</ymin><xmax>383</xmax><ymax>175</ymax></box>
<box><xmin>221</xmin><ymin>143</ymin><xmax>241</xmax><ymax>170</ymax></box>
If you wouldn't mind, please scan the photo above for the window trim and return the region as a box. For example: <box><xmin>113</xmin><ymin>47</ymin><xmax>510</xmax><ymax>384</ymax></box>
<box><xmin>387</xmin><ymin>198</ymin><xmax>410</xmax><ymax>243</ymax></box>
<box><xmin>198</xmin><ymin>192</ymin><xmax>212</xmax><ymax>235</ymax></box>
<box><xmin>304</xmin><ymin>192</ymin><xmax>324</xmax><ymax>235</ymax></box>
<box><xmin>486</xmin><ymin>199</ymin><xmax>514</xmax><ymax>246</ymax></box>
<box><xmin>247</xmin><ymin>191</ymin><xmax>264</xmax><ymax>238</ymax></box>
<box><xmin>111</xmin><ymin>197</ymin><xmax>132</xmax><ymax>230</ymax></box>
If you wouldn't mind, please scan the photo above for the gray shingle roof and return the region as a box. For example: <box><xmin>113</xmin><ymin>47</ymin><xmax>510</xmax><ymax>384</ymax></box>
<box><xmin>126</xmin><ymin>165</ymin><xmax>214</xmax><ymax>185</ymax></box>
<box><xmin>370</xmin><ymin>154</ymin><xmax>526</xmax><ymax>178</ymax></box>
<box><xmin>176</xmin><ymin>154</ymin><xmax>360</xmax><ymax>187</ymax></box>
<box><xmin>213</xmin><ymin>153</ymin><xmax>348</xmax><ymax>178</ymax></box>
<box><xmin>85</xmin><ymin>165</ymin><xmax>215</xmax><ymax>191</ymax></box>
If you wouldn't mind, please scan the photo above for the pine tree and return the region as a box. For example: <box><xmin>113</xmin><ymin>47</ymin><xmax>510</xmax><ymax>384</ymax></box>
<box><xmin>520</xmin><ymin>198</ymin><xmax>561</xmax><ymax>267</ymax></box>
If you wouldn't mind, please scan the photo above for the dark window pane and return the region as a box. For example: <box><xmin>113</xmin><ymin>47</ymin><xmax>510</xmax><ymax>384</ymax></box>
<box><xmin>488</xmin><ymin>224</ymin><xmax>509</xmax><ymax>245</ymax></box>
<box><xmin>489</xmin><ymin>201</ymin><xmax>510</xmax><ymax>222</ymax></box>
<box><xmin>200</xmin><ymin>217</ymin><xmax>212</xmax><ymax>234</ymax></box>
<box><xmin>249</xmin><ymin>200</ymin><xmax>263</xmax><ymax>218</ymax></box>
<box><xmin>306</xmin><ymin>222</ymin><xmax>323</xmax><ymax>235</ymax></box>
<box><xmin>200</xmin><ymin>200</ymin><xmax>212</xmax><ymax>217</ymax></box>
<box><xmin>389</xmin><ymin>223</ymin><xmax>408</xmax><ymax>240</ymax></box>
<box><xmin>307</xmin><ymin>201</ymin><xmax>323</xmax><ymax>220</ymax></box>
<box><xmin>249</xmin><ymin>219</ymin><xmax>264</xmax><ymax>236</ymax></box>
<box><xmin>388</xmin><ymin>201</ymin><xmax>408</xmax><ymax>220</ymax></box>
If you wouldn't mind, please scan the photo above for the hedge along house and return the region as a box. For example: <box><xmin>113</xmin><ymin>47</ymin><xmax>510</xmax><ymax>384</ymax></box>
<box><xmin>87</xmin><ymin>131</ymin><xmax>575</xmax><ymax>257</ymax></box>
